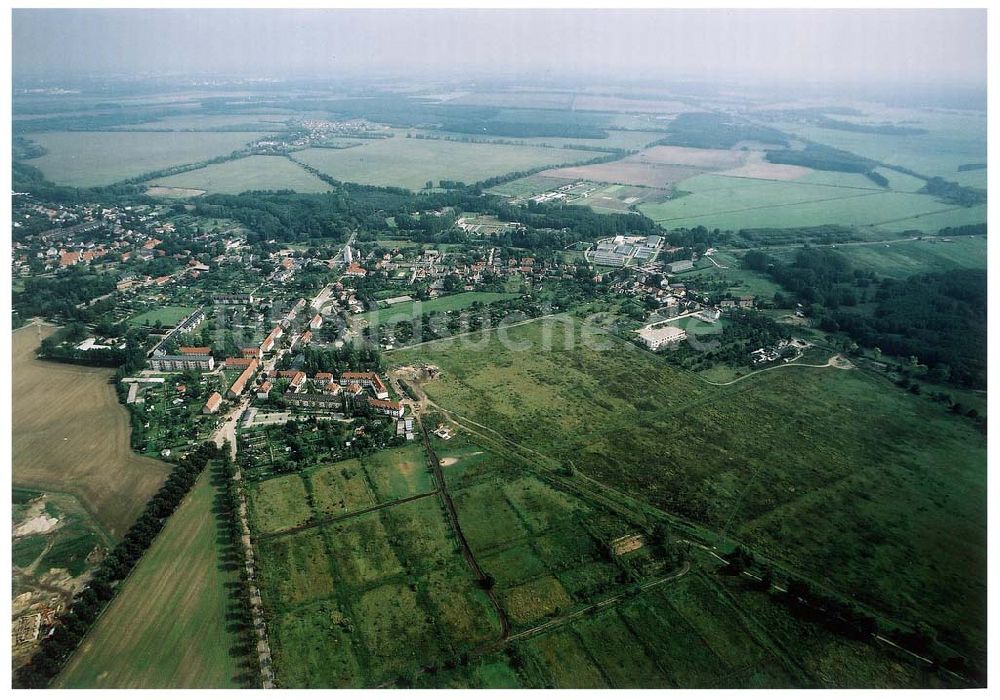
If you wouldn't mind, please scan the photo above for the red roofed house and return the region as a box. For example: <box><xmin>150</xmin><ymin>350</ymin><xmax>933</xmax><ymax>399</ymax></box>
<box><xmin>309</xmin><ymin>314</ymin><xmax>323</xmax><ymax>330</ymax></box>
<box><xmin>224</xmin><ymin>357</ymin><xmax>257</xmax><ymax>370</ymax></box>
<box><xmin>180</xmin><ymin>346</ymin><xmax>212</xmax><ymax>356</ymax></box>
<box><xmin>257</xmin><ymin>381</ymin><xmax>272</xmax><ymax>399</ymax></box>
<box><xmin>367</xmin><ymin>397</ymin><xmax>404</xmax><ymax>418</ymax></box>
<box><xmin>203</xmin><ymin>391</ymin><xmax>223</xmax><ymax>414</ymax></box>
<box><xmin>313</xmin><ymin>372</ymin><xmax>334</xmax><ymax>385</ymax></box>
<box><xmin>227</xmin><ymin>360</ymin><xmax>259</xmax><ymax>399</ymax></box>
<box><xmin>241</xmin><ymin>346</ymin><xmax>262</xmax><ymax>359</ymax></box>
<box><xmin>300</xmin><ymin>330</ymin><xmax>313</xmax><ymax>345</ymax></box>
<box><xmin>339</xmin><ymin>371</ymin><xmax>389</xmax><ymax>399</ymax></box>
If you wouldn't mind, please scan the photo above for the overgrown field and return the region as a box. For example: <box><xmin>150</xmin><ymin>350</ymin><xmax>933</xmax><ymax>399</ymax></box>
<box><xmin>56</xmin><ymin>467</ymin><xmax>245</xmax><ymax>688</ymax></box>
<box><xmin>147</xmin><ymin>155</ymin><xmax>332</xmax><ymax>194</ymax></box>
<box><xmin>771</xmin><ymin>236</ymin><xmax>987</xmax><ymax>279</ymax></box>
<box><xmin>393</xmin><ymin>317</ymin><xmax>987</xmax><ymax>665</ymax></box>
<box><xmin>290</xmin><ymin>138</ymin><xmax>600</xmax><ymax>190</ymax></box>
<box><xmin>25</xmin><ymin>131</ymin><xmax>267</xmax><ymax>186</ymax></box>
<box><xmin>13</xmin><ymin>325</ymin><xmax>171</xmax><ymax>538</ymax></box>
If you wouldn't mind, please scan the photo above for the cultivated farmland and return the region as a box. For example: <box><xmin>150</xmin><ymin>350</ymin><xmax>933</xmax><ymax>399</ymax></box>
<box><xmin>147</xmin><ymin>155</ymin><xmax>333</xmax><ymax>194</ymax></box>
<box><xmin>638</xmin><ymin>173</ymin><xmax>986</xmax><ymax>232</ymax></box>
<box><xmin>13</xmin><ymin>324</ymin><xmax>171</xmax><ymax>538</ymax></box>
<box><xmin>290</xmin><ymin>138</ymin><xmax>601</xmax><ymax>190</ymax></box>
<box><xmin>27</xmin><ymin>131</ymin><xmax>269</xmax><ymax>186</ymax></box>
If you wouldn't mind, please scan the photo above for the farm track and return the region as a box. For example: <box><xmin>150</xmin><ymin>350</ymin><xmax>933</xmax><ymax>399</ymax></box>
<box><xmin>255</xmin><ymin>490</ymin><xmax>438</xmax><ymax>541</ymax></box>
<box><xmin>418</xmin><ymin>415</ymin><xmax>512</xmax><ymax>642</ymax></box>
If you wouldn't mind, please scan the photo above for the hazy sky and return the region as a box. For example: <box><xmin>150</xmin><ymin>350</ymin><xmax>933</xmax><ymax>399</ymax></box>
<box><xmin>12</xmin><ymin>8</ymin><xmax>987</xmax><ymax>86</ymax></box>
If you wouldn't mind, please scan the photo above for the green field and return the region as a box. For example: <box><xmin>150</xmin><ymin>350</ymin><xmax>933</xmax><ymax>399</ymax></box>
<box><xmin>774</xmin><ymin>109</ymin><xmax>987</xmax><ymax>184</ymax></box>
<box><xmin>639</xmin><ymin>173</ymin><xmax>986</xmax><ymax>232</ymax></box>
<box><xmin>291</xmin><ymin>138</ymin><xmax>600</xmax><ymax>190</ymax></box>
<box><xmin>27</xmin><ymin>131</ymin><xmax>267</xmax><ymax>186</ymax></box>
<box><xmin>393</xmin><ymin>317</ymin><xmax>987</xmax><ymax>665</ymax></box>
<box><xmin>148</xmin><ymin>155</ymin><xmax>332</xmax><ymax>194</ymax></box>
<box><xmin>126</xmin><ymin>305</ymin><xmax>196</xmax><ymax>327</ymax></box>
<box><xmin>360</xmin><ymin>291</ymin><xmax>519</xmax><ymax>328</ymax></box>
<box><xmin>57</xmin><ymin>467</ymin><xmax>244</xmax><ymax>688</ymax></box>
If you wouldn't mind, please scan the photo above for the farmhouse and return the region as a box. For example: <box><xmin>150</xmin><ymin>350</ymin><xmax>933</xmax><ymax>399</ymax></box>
<box><xmin>638</xmin><ymin>325</ymin><xmax>687</xmax><ymax>351</ymax></box>
<box><xmin>203</xmin><ymin>391</ymin><xmax>223</xmax><ymax>414</ymax></box>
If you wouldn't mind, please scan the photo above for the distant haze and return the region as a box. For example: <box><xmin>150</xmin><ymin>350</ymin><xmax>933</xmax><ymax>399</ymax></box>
<box><xmin>13</xmin><ymin>8</ymin><xmax>986</xmax><ymax>87</ymax></box>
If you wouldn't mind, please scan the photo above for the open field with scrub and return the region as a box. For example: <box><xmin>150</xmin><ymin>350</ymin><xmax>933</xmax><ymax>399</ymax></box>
<box><xmin>56</xmin><ymin>467</ymin><xmax>244</xmax><ymax>689</ymax></box>
<box><xmin>13</xmin><ymin>324</ymin><xmax>171</xmax><ymax>539</ymax></box>
<box><xmin>26</xmin><ymin>131</ymin><xmax>267</xmax><ymax>186</ymax></box>
<box><xmin>290</xmin><ymin>138</ymin><xmax>600</xmax><ymax>190</ymax></box>
<box><xmin>393</xmin><ymin>316</ymin><xmax>987</xmax><ymax>665</ymax></box>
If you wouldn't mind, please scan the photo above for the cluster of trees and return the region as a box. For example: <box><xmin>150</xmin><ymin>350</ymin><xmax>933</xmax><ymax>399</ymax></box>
<box><xmin>766</xmin><ymin>142</ymin><xmax>879</xmax><ymax>174</ymax></box>
<box><xmin>661</xmin><ymin>112</ymin><xmax>789</xmax><ymax>149</ymax></box>
<box><xmin>920</xmin><ymin>177</ymin><xmax>987</xmax><ymax>207</ymax></box>
<box><xmin>745</xmin><ymin>247</ymin><xmax>875</xmax><ymax>308</ymax></box>
<box><xmin>812</xmin><ymin>116</ymin><xmax>927</xmax><ymax>136</ymax></box>
<box><xmin>14</xmin><ymin>442</ymin><xmax>222</xmax><ymax>689</ymax></box>
<box><xmin>663</xmin><ymin>310</ymin><xmax>791</xmax><ymax>372</ymax></box>
<box><xmin>820</xmin><ymin>269</ymin><xmax>986</xmax><ymax>389</ymax></box>
<box><xmin>295</xmin><ymin>342</ymin><xmax>383</xmax><ymax>376</ymax></box>
<box><xmin>15</xmin><ymin>269</ymin><xmax>119</xmax><ymax>323</ymax></box>
<box><xmin>730</xmin><ymin>225</ymin><xmax>862</xmax><ymax>248</ymax></box>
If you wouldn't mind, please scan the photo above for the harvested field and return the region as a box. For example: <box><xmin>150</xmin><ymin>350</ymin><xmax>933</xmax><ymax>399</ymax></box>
<box><xmin>13</xmin><ymin>324</ymin><xmax>170</xmax><ymax>539</ymax></box>
<box><xmin>629</xmin><ymin>145</ymin><xmax>748</xmax><ymax>169</ymax></box>
<box><xmin>717</xmin><ymin>151</ymin><xmax>814</xmax><ymax>180</ymax></box>
<box><xmin>542</xmin><ymin>162</ymin><xmax>703</xmax><ymax>188</ymax></box>
<box><xmin>144</xmin><ymin>186</ymin><xmax>206</xmax><ymax>198</ymax></box>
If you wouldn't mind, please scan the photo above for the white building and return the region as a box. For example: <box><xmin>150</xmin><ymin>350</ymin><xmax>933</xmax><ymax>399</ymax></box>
<box><xmin>638</xmin><ymin>325</ymin><xmax>687</xmax><ymax>351</ymax></box>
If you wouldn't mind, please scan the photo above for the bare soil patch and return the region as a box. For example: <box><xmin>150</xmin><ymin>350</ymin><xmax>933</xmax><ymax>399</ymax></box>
<box><xmin>542</xmin><ymin>162</ymin><xmax>704</xmax><ymax>188</ymax></box>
